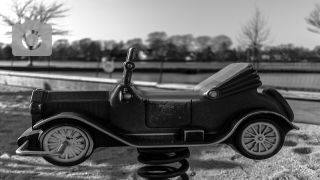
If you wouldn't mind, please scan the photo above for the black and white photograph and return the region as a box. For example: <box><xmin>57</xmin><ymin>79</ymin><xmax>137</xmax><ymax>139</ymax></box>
<box><xmin>0</xmin><ymin>0</ymin><xmax>319</xmax><ymax>179</ymax></box>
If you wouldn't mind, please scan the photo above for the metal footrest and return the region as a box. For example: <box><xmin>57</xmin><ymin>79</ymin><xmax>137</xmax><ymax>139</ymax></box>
<box><xmin>16</xmin><ymin>140</ymin><xmax>67</xmax><ymax>156</ymax></box>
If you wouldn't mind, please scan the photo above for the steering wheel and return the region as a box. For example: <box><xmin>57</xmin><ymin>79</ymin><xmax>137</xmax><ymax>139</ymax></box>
<box><xmin>122</xmin><ymin>47</ymin><xmax>137</xmax><ymax>86</ymax></box>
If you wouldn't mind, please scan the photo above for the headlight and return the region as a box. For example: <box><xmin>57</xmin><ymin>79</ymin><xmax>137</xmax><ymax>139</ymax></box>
<box><xmin>207</xmin><ymin>90</ymin><xmax>219</xmax><ymax>99</ymax></box>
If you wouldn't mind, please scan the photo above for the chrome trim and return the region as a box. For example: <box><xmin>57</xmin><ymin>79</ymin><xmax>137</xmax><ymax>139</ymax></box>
<box><xmin>124</xmin><ymin>133</ymin><xmax>178</xmax><ymax>136</ymax></box>
<box><xmin>205</xmin><ymin>132</ymin><xmax>219</xmax><ymax>135</ymax></box>
<box><xmin>16</xmin><ymin>140</ymin><xmax>67</xmax><ymax>156</ymax></box>
<box><xmin>32</xmin><ymin>111</ymin><xmax>298</xmax><ymax>148</ymax></box>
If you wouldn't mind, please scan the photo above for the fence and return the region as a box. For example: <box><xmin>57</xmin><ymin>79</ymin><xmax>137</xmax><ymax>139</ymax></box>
<box><xmin>0</xmin><ymin>60</ymin><xmax>319</xmax><ymax>125</ymax></box>
<box><xmin>0</xmin><ymin>69</ymin><xmax>318</xmax><ymax>126</ymax></box>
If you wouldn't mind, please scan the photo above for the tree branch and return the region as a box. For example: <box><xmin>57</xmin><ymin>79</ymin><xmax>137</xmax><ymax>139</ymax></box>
<box><xmin>237</xmin><ymin>6</ymin><xmax>271</xmax><ymax>49</ymax></box>
<box><xmin>306</xmin><ymin>3</ymin><xmax>320</xmax><ymax>34</ymax></box>
<box><xmin>0</xmin><ymin>0</ymin><xmax>70</xmax><ymax>36</ymax></box>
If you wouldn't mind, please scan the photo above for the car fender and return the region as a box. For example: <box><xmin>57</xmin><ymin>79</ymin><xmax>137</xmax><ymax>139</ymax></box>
<box><xmin>221</xmin><ymin>110</ymin><xmax>299</xmax><ymax>144</ymax></box>
<box><xmin>17</xmin><ymin>127</ymin><xmax>42</xmax><ymax>151</ymax></box>
<box><xmin>262</xmin><ymin>88</ymin><xmax>294</xmax><ymax>121</ymax></box>
<box><xmin>32</xmin><ymin>112</ymin><xmax>136</xmax><ymax>147</ymax></box>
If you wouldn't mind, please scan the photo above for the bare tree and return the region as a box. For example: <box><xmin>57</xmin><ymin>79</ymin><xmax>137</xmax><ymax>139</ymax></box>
<box><xmin>305</xmin><ymin>3</ymin><xmax>320</xmax><ymax>34</ymax></box>
<box><xmin>0</xmin><ymin>0</ymin><xmax>70</xmax><ymax>65</ymax></box>
<box><xmin>0</xmin><ymin>0</ymin><xmax>70</xmax><ymax>36</ymax></box>
<box><xmin>238</xmin><ymin>6</ymin><xmax>271</xmax><ymax>66</ymax></box>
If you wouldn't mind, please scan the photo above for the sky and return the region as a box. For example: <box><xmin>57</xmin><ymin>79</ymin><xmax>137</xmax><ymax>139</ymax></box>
<box><xmin>0</xmin><ymin>0</ymin><xmax>319</xmax><ymax>49</ymax></box>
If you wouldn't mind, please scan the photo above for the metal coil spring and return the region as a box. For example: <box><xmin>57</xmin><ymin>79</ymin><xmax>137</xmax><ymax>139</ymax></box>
<box><xmin>137</xmin><ymin>147</ymin><xmax>190</xmax><ymax>180</ymax></box>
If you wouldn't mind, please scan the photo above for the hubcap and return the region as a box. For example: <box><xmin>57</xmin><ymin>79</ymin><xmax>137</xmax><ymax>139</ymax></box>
<box><xmin>42</xmin><ymin>126</ymin><xmax>90</xmax><ymax>162</ymax></box>
<box><xmin>241</xmin><ymin>122</ymin><xmax>280</xmax><ymax>156</ymax></box>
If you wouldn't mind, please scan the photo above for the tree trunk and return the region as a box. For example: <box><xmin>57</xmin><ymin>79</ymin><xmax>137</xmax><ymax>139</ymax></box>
<box><xmin>27</xmin><ymin>56</ymin><xmax>33</xmax><ymax>66</ymax></box>
<box><xmin>158</xmin><ymin>56</ymin><xmax>165</xmax><ymax>83</ymax></box>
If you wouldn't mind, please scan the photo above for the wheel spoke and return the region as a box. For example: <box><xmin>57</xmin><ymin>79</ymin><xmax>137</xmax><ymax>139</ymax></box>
<box><xmin>265</xmin><ymin>136</ymin><xmax>276</xmax><ymax>141</ymax></box>
<box><xmin>59</xmin><ymin>149</ymin><xmax>66</xmax><ymax>159</ymax></box>
<box><xmin>251</xmin><ymin>126</ymin><xmax>259</xmax><ymax>135</ymax></box>
<box><xmin>66</xmin><ymin>129</ymin><xmax>73</xmax><ymax>137</ymax></box>
<box><xmin>65</xmin><ymin>148</ymin><xmax>69</xmax><ymax>159</ymax></box>
<box><xmin>258</xmin><ymin>143</ymin><xmax>260</xmax><ymax>152</ymax></box>
<box><xmin>72</xmin><ymin>145</ymin><xmax>84</xmax><ymax>152</ymax></box>
<box><xmin>261</xmin><ymin>142</ymin><xmax>268</xmax><ymax>150</ymax></box>
<box><xmin>249</xmin><ymin>142</ymin><xmax>257</xmax><ymax>150</ymax></box>
<box><xmin>243</xmin><ymin>137</ymin><xmax>255</xmax><ymax>139</ymax></box>
<box><xmin>72</xmin><ymin>132</ymin><xmax>81</xmax><ymax>138</ymax></box>
<box><xmin>50</xmin><ymin>146</ymin><xmax>60</xmax><ymax>152</ymax></box>
<box><xmin>59</xmin><ymin>129</ymin><xmax>66</xmax><ymax>137</ymax></box>
<box><xmin>264</xmin><ymin>130</ymin><xmax>274</xmax><ymax>136</ymax></box>
<box><xmin>69</xmin><ymin>147</ymin><xmax>78</xmax><ymax>157</ymax></box>
<box><xmin>71</xmin><ymin>130</ymin><xmax>76</xmax><ymax>137</ymax></box>
<box><xmin>261</xmin><ymin>125</ymin><xmax>268</xmax><ymax>135</ymax></box>
<box><xmin>245</xmin><ymin>140</ymin><xmax>255</xmax><ymax>145</ymax></box>
<box><xmin>70</xmin><ymin>146</ymin><xmax>81</xmax><ymax>154</ymax></box>
<box><xmin>48</xmin><ymin>142</ymin><xmax>60</xmax><ymax>146</ymax></box>
<box><xmin>49</xmin><ymin>137</ymin><xmax>60</xmax><ymax>142</ymax></box>
<box><xmin>264</xmin><ymin>140</ymin><xmax>275</xmax><ymax>145</ymax></box>
<box><xmin>52</xmin><ymin>132</ymin><xmax>64</xmax><ymax>140</ymax></box>
<box><xmin>245</xmin><ymin>131</ymin><xmax>256</xmax><ymax>137</ymax></box>
<box><xmin>259</xmin><ymin>124</ymin><xmax>261</xmax><ymax>134</ymax></box>
<box><xmin>265</xmin><ymin>138</ymin><xmax>276</xmax><ymax>145</ymax></box>
<box><xmin>75</xmin><ymin>137</ymin><xmax>85</xmax><ymax>143</ymax></box>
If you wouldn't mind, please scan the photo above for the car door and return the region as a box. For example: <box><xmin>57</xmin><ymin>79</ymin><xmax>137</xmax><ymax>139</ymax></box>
<box><xmin>146</xmin><ymin>99</ymin><xmax>192</xmax><ymax>128</ymax></box>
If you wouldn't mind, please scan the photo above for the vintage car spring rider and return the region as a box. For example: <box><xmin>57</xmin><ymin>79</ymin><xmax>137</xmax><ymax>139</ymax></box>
<box><xmin>16</xmin><ymin>47</ymin><xmax>299</xmax><ymax>179</ymax></box>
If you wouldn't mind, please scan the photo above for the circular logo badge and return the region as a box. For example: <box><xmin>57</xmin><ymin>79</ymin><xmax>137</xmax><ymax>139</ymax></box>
<box><xmin>22</xmin><ymin>30</ymin><xmax>42</xmax><ymax>50</ymax></box>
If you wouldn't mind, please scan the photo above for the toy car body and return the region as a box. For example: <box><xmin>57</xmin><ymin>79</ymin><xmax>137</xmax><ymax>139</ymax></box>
<box><xmin>16</xmin><ymin>48</ymin><xmax>299</xmax><ymax>166</ymax></box>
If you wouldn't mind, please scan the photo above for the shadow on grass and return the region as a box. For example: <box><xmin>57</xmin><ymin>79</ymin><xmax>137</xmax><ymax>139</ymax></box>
<box><xmin>0</xmin><ymin>156</ymin><xmax>137</xmax><ymax>180</ymax></box>
<box><xmin>0</xmin><ymin>172</ymin><xmax>103</xmax><ymax>180</ymax></box>
<box><xmin>292</xmin><ymin>147</ymin><xmax>313</xmax><ymax>155</ymax></box>
<box><xmin>0</xmin><ymin>143</ymin><xmax>245</xmax><ymax>180</ymax></box>
<box><xmin>286</xmin><ymin>133</ymin><xmax>312</xmax><ymax>141</ymax></box>
<box><xmin>189</xmin><ymin>159</ymin><xmax>244</xmax><ymax>170</ymax></box>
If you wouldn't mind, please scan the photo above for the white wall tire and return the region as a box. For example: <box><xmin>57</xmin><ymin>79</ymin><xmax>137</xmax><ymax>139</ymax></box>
<box><xmin>40</xmin><ymin>123</ymin><xmax>94</xmax><ymax>166</ymax></box>
<box><xmin>235</xmin><ymin>119</ymin><xmax>284</xmax><ymax>160</ymax></box>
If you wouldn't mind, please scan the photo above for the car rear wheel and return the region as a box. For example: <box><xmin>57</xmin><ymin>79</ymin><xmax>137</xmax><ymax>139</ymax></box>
<box><xmin>40</xmin><ymin>123</ymin><xmax>94</xmax><ymax>166</ymax></box>
<box><xmin>235</xmin><ymin>119</ymin><xmax>284</xmax><ymax>160</ymax></box>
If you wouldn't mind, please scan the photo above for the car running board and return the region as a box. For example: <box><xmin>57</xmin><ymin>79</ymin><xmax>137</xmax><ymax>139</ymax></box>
<box><xmin>16</xmin><ymin>140</ymin><xmax>67</xmax><ymax>156</ymax></box>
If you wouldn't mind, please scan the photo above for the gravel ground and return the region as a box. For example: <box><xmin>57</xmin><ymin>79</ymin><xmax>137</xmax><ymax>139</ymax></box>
<box><xmin>0</xmin><ymin>85</ymin><xmax>319</xmax><ymax>180</ymax></box>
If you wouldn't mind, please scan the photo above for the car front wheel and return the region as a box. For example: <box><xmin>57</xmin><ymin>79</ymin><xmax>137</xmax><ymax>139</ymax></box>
<box><xmin>235</xmin><ymin>119</ymin><xmax>285</xmax><ymax>160</ymax></box>
<box><xmin>40</xmin><ymin>123</ymin><xmax>94</xmax><ymax>166</ymax></box>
